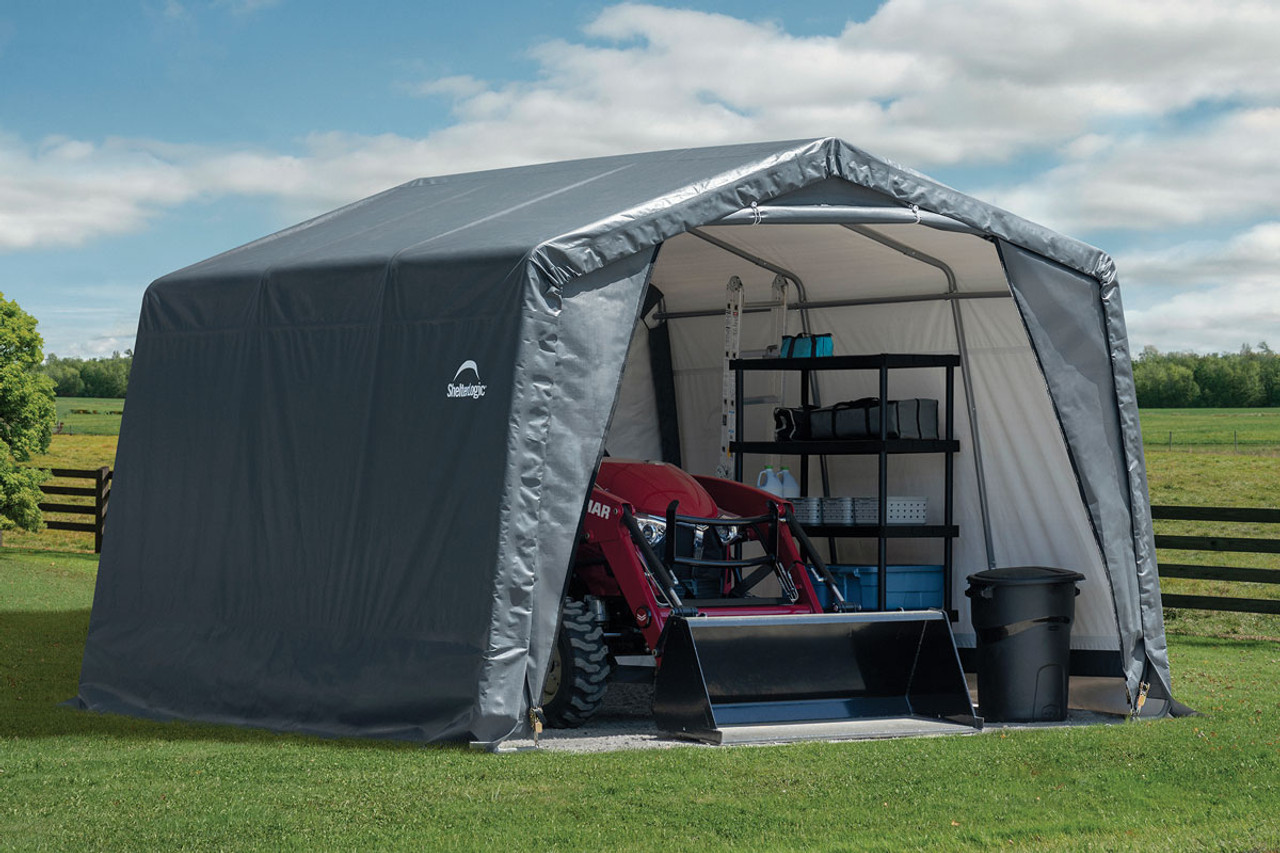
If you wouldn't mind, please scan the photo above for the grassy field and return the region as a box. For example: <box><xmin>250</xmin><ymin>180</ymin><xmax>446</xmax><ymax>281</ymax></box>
<box><xmin>2</xmin><ymin>548</ymin><xmax>1278</xmax><ymax>851</ymax></box>
<box><xmin>1140</xmin><ymin>407</ymin><xmax>1280</xmax><ymax>453</ymax></box>
<box><xmin>53</xmin><ymin>396</ymin><xmax>126</xmax><ymax>436</ymax></box>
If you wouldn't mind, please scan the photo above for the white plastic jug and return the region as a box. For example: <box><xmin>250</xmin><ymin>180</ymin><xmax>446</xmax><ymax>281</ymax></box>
<box><xmin>756</xmin><ymin>465</ymin><xmax>783</xmax><ymax>496</ymax></box>
<box><xmin>778</xmin><ymin>467</ymin><xmax>800</xmax><ymax>499</ymax></box>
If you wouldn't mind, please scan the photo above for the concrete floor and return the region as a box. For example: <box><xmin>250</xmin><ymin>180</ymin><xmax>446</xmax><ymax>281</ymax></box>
<box><xmin>495</xmin><ymin>676</ymin><xmax>1129</xmax><ymax>753</ymax></box>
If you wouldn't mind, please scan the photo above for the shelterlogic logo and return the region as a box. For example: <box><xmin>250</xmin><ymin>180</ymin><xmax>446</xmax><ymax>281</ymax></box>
<box><xmin>447</xmin><ymin>360</ymin><xmax>488</xmax><ymax>400</ymax></box>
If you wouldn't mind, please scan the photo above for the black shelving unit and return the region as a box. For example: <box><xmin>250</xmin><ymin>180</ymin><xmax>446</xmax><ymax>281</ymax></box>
<box><xmin>730</xmin><ymin>353</ymin><xmax>960</xmax><ymax>617</ymax></box>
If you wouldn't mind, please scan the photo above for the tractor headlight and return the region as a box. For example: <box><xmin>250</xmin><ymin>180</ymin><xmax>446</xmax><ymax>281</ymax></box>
<box><xmin>715</xmin><ymin>516</ymin><xmax>742</xmax><ymax>546</ymax></box>
<box><xmin>714</xmin><ymin>525</ymin><xmax>739</xmax><ymax>545</ymax></box>
<box><xmin>636</xmin><ymin>514</ymin><xmax>667</xmax><ymax>547</ymax></box>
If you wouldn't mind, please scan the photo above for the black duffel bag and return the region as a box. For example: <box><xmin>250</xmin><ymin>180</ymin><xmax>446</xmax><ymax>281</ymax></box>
<box><xmin>811</xmin><ymin>398</ymin><xmax>895</xmax><ymax>440</ymax></box>
<box><xmin>774</xmin><ymin>405</ymin><xmax>817</xmax><ymax>441</ymax></box>
<box><xmin>798</xmin><ymin>398</ymin><xmax>939</xmax><ymax>441</ymax></box>
<box><xmin>896</xmin><ymin>398</ymin><xmax>940</xmax><ymax>440</ymax></box>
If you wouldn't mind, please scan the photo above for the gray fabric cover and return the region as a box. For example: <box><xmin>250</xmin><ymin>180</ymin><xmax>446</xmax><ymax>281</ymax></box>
<box><xmin>76</xmin><ymin>138</ymin><xmax>1169</xmax><ymax>741</ymax></box>
<box><xmin>997</xmin><ymin>242</ymin><xmax>1169</xmax><ymax>703</ymax></box>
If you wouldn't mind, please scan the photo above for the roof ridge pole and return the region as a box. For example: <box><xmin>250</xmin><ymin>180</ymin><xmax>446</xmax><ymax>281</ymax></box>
<box><xmin>841</xmin><ymin>224</ymin><xmax>997</xmax><ymax>570</ymax></box>
<box><xmin>714</xmin><ymin>205</ymin><xmax>982</xmax><ymax>234</ymax></box>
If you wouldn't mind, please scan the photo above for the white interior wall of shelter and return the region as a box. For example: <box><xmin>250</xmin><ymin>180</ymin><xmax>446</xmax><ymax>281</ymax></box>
<box><xmin>604</xmin><ymin>219</ymin><xmax>1121</xmax><ymax>653</ymax></box>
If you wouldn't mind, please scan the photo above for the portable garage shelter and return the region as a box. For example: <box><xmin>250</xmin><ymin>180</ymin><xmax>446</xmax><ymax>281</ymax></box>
<box><xmin>75</xmin><ymin>138</ymin><xmax>1173</xmax><ymax>744</ymax></box>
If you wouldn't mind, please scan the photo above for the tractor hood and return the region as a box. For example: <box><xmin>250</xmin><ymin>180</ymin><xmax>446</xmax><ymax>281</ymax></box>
<box><xmin>594</xmin><ymin>459</ymin><xmax>720</xmax><ymax>518</ymax></box>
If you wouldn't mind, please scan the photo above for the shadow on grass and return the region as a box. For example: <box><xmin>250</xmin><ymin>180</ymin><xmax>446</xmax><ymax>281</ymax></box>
<box><xmin>0</xmin><ymin>609</ymin><xmax>463</xmax><ymax>753</ymax></box>
<box><xmin>1165</xmin><ymin>632</ymin><xmax>1280</xmax><ymax>652</ymax></box>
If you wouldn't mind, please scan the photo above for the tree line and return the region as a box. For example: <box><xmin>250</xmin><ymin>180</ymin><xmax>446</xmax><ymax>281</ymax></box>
<box><xmin>40</xmin><ymin>352</ymin><xmax>133</xmax><ymax>398</ymax></box>
<box><xmin>1133</xmin><ymin>344</ymin><xmax>1280</xmax><ymax>408</ymax></box>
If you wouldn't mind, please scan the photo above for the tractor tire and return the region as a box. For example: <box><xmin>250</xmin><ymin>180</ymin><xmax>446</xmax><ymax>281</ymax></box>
<box><xmin>541</xmin><ymin>599</ymin><xmax>612</xmax><ymax>728</ymax></box>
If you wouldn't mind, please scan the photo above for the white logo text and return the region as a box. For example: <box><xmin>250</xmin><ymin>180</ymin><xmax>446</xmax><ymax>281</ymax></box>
<box><xmin>448</xmin><ymin>360</ymin><xmax>488</xmax><ymax>400</ymax></box>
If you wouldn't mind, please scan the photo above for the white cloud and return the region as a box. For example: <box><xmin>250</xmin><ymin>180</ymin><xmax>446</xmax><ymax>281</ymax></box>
<box><xmin>1124</xmin><ymin>222</ymin><xmax>1280</xmax><ymax>288</ymax></box>
<box><xmin>0</xmin><ymin>134</ymin><xmax>193</xmax><ymax>250</ymax></box>
<box><xmin>1120</xmin><ymin>223</ymin><xmax>1280</xmax><ymax>353</ymax></box>
<box><xmin>3</xmin><ymin>0</ymin><xmax>1279</xmax><ymax>253</ymax></box>
<box><xmin>982</xmin><ymin>108</ymin><xmax>1280</xmax><ymax>233</ymax></box>
<box><xmin>0</xmin><ymin>132</ymin><xmax>448</xmax><ymax>251</ymax></box>
<box><xmin>407</xmin><ymin>0</ymin><xmax>1280</xmax><ymax>167</ymax></box>
<box><xmin>6</xmin><ymin>0</ymin><xmax>1278</xmax><ymax>357</ymax></box>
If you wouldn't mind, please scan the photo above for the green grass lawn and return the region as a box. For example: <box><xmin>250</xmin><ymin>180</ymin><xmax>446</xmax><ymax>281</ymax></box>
<box><xmin>53</xmin><ymin>396</ymin><xmax>125</xmax><ymax>436</ymax></box>
<box><xmin>2</xmin><ymin>549</ymin><xmax>1277</xmax><ymax>851</ymax></box>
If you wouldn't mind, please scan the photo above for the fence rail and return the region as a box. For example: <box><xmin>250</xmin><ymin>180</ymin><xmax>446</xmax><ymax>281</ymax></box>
<box><xmin>1152</xmin><ymin>504</ymin><xmax>1280</xmax><ymax>615</ymax></box>
<box><xmin>38</xmin><ymin>466</ymin><xmax>112</xmax><ymax>553</ymax></box>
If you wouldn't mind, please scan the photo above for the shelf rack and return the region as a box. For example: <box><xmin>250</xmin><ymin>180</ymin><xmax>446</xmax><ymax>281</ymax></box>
<box><xmin>730</xmin><ymin>353</ymin><xmax>960</xmax><ymax>616</ymax></box>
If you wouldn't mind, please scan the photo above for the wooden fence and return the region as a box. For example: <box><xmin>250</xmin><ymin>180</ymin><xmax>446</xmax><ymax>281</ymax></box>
<box><xmin>1152</xmin><ymin>504</ymin><xmax>1280</xmax><ymax>615</ymax></box>
<box><xmin>38</xmin><ymin>467</ymin><xmax>112</xmax><ymax>553</ymax></box>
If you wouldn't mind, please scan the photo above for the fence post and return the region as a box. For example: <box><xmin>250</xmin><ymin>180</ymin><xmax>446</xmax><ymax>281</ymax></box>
<box><xmin>94</xmin><ymin>466</ymin><xmax>111</xmax><ymax>553</ymax></box>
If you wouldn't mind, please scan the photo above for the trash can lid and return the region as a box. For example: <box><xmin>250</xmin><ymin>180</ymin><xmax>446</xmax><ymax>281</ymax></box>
<box><xmin>966</xmin><ymin>566</ymin><xmax>1086</xmax><ymax>586</ymax></box>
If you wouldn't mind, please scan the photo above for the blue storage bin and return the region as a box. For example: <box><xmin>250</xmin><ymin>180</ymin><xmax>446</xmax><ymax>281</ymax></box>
<box><xmin>812</xmin><ymin>564</ymin><xmax>944</xmax><ymax>611</ymax></box>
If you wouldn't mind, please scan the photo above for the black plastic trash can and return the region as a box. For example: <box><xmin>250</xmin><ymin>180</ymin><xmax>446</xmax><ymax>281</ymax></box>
<box><xmin>965</xmin><ymin>566</ymin><xmax>1085</xmax><ymax>722</ymax></box>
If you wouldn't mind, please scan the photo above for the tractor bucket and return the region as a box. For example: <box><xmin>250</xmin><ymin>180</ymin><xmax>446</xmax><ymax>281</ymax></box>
<box><xmin>653</xmin><ymin>611</ymin><xmax>981</xmax><ymax>745</ymax></box>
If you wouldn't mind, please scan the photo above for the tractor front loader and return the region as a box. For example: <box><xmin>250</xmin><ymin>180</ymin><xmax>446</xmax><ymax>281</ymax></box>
<box><xmin>540</xmin><ymin>459</ymin><xmax>980</xmax><ymax>744</ymax></box>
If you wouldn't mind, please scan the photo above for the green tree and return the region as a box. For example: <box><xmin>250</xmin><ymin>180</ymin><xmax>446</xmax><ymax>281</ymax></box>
<box><xmin>43</xmin><ymin>354</ymin><xmax>86</xmax><ymax>397</ymax></box>
<box><xmin>1194</xmin><ymin>354</ymin><xmax>1264</xmax><ymax>407</ymax></box>
<box><xmin>39</xmin><ymin>350</ymin><xmax>131</xmax><ymax>398</ymax></box>
<box><xmin>79</xmin><ymin>355</ymin><xmax>130</xmax><ymax>397</ymax></box>
<box><xmin>1134</xmin><ymin>357</ymin><xmax>1200</xmax><ymax>407</ymax></box>
<box><xmin>1133</xmin><ymin>346</ymin><xmax>1202</xmax><ymax>407</ymax></box>
<box><xmin>1162</xmin><ymin>363</ymin><xmax>1200</xmax><ymax>407</ymax></box>
<box><xmin>1246</xmin><ymin>342</ymin><xmax>1280</xmax><ymax>406</ymax></box>
<box><xmin>0</xmin><ymin>294</ymin><xmax>56</xmax><ymax>531</ymax></box>
<box><xmin>1134</xmin><ymin>344</ymin><xmax>1279</xmax><ymax>408</ymax></box>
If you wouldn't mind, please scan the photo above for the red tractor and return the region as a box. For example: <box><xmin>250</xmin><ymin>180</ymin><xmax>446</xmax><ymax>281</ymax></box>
<box><xmin>541</xmin><ymin>458</ymin><xmax>979</xmax><ymax>744</ymax></box>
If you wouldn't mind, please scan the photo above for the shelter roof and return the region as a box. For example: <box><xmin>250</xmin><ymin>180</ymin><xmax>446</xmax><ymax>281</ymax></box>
<box><xmin>156</xmin><ymin>138</ymin><xmax>1113</xmax><ymax>291</ymax></box>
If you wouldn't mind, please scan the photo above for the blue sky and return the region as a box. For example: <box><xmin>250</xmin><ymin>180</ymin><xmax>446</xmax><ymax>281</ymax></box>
<box><xmin>2</xmin><ymin>0</ymin><xmax>1277</xmax><ymax>358</ymax></box>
